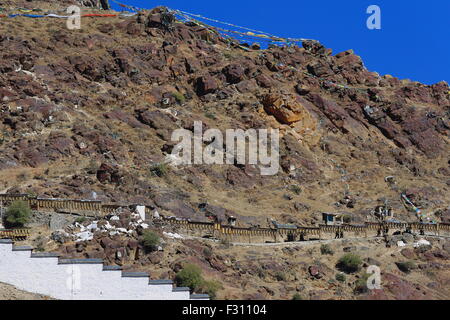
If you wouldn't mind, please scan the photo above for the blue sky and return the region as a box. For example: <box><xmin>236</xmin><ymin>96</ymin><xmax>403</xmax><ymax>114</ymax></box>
<box><xmin>111</xmin><ymin>1</ymin><xmax>450</xmax><ymax>85</ymax></box>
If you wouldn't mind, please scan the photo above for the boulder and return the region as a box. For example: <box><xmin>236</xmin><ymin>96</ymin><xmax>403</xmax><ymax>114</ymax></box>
<box><xmin>195</xmin><ymin>76</ymin><xmax>218</xmax><ymax>96</ymax></box>
<box><xmin>262</xmin><ymin>93</ymin><xmax>314</xmax><ymax>125</ymax></box>
<box><xmin>223</xmin><ymin>64</ymin><xmax>245</xmax><ymax>84</ymax></box>
<box><xmin>308</xmin><ymin>265</ymin><xmax>323</xmax><ymax>279</ymax></box>
<box><xmin>401</xmin><ymin>248</ymin><xmax>416</xmax><ymax>260</ymax></box>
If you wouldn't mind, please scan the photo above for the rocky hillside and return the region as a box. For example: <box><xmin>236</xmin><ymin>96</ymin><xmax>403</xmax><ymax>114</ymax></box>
<box><xmin>1</xmin><ymin>0</ymin><xmax>449</xmax><ymax>300</ymax></box>
<box><xmin>1</xmin><ymin>2</ymin><xmax>449</xmax><ymax>228</ymax></box>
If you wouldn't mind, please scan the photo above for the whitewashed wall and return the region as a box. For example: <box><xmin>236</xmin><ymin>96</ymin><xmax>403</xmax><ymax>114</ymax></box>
<box><xmin>0</xmin><ymin>240</ymin><xmax>208</xmax><ymax>300</ymax></box>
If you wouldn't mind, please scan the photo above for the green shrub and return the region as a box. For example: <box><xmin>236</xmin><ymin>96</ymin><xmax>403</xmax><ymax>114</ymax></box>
<box><xmin>75</xmin><ymin>216</ymin><xmax>87</xmax><ymax>224</ymax></box>
<box><xmin>335</xmin><ymin>273</ymin><xmax>346</xmax><ymax>282</ymax></box>
<box><xmin>141</xmin><ymin>230</ymin><xmax>160</xmax><ymax>252</ymax></box>
<box><xmin>320</xmin><ymin>244</ymin><xmax>334</xmax><ymax>255</ymax></box>
<box><xmin>4</xmin><ymin>200</ymin><xmax>31</xmax><ymax>228</ymax></box>
<box><xmin>175</xmin><ymin>263</ymin><xmax>222</xmax><ymax>299</ymax></box>
<box><xmin>199</xmin><ymin>280</ymin><xmax>222</xmax><ymax>300</ymax></box>
<box><xmin>150</xmin><ymin>162</ymin><xmax>169</xmax><ymax>177</ymax></box>
<box><xmin>337</xmin><ymin>253</ymin><xmax>362</xmax><ymax>273</ymax></box>
<box><xmin>175</xmin><ymin>264</ymin><xmax>204</xmax><ymax>292</ymax></box>
<box><xmin>172</xmin><ymin>92</ymin><xmax>186</xmax><ymax>104</ymax></box>
<box><xmin>27</xmin><ymin>192</ymin><xmax>37</xmax><ymax>198</ymax></box>
<box><xmin>396</xmin><ymin>261</ymin><xmax>416</xmax><ymax>273</ymax></box>
<box><xmin>354</xmin><ymin>273</ymin><xmax>370</xmax><ymax>294</ymax></box>
<box><xmin>292</xmin><ymin>293</ymin><xmax>303</xmax><ymax>300</ymax></box>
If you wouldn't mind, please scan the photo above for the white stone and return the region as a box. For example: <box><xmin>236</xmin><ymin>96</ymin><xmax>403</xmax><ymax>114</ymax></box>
<box><xmin>136</xmin><ymin>206</ymin><xmax>146</xmax><ymax>221</ymax></box>
<box><xmin>75</xmin><ymin>231</ymin><xmax>93</xmax><ymax>242</ymax></box>
<box><xmin>397</xmin><ymin>241</ymin><xmax>406</xmax><ymax>247</ymax></box>
<box><xmin>414</xmin><ymin>239</ymin><xmax>431</xmax><ymax>248</ymax></box>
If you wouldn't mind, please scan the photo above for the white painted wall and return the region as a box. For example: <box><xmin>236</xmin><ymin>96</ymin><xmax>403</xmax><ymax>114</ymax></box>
<box><xmin>0</xmin><ymin>241</ymin><xmax>207</xmax><ymax>300</ymax></box>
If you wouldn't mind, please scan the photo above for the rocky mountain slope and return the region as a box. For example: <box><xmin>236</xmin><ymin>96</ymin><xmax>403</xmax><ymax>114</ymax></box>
<box><xmin>1</xmin><ymin>2</ymin><xmax>448</xmax><ymax>227</ymax></box>
<box><xmin>0</xmin><ymin>1</ymin><xmax>449</xmax><ymax>300</ymax></box>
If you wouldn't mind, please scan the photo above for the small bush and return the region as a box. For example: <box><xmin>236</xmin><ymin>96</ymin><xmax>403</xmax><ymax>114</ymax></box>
<box><xmin>337</xmin><ymin>253</ymin><xmax>362</xmax><ymax>273</ymax></box>
<box><xmin>75</xmin><ymin>216</ymin><xmax>87</xmax><ymax>224</ymax></box>
<box><xmin>292</xmin><ymin>293</ymin><xmax>303</xmax><ymax>300</ymax></box>
<box><xmin>175</xmin><ymin>264</ymin><xmax>222</xmax><ymax>299</ymax></box>
<box><xmin>27</xmin><ymin>192</ymin><xmax>37</xmax><ymax>198</ymax></box>
<box><xmin>172</xmin><ymin>92</ymin><xmax>186</xmax><ymax>104</ymax></box>
<box><xmin>203</xmin><ymin>247</ymin><xmax>213</xmax><ymax>259</ymax></box>
<box><xmin>199</xmin><ymin>280</ymin><xmax>222</xmax><ymax>300</ymax></box>
<box><xmin>150</xmin><ymin>162</ymin><xmax>169</xmax><ymax>177</ymax></box>
<box><xmin>274</xmin><ymin>271</ymin><xmax>287</xmax><ymax>281</ymax></box>
<box><xmin>4</xmin><ymin>200</ymin><xmax>31</xmax><ymax>228</ymax></box>
<box><xmin>320</xmin><ymin>244</ymin><xmax>334</xmax><ymax>255</ymax></box>
<box><xmin>354</xmin><ymin>273</ymin><xmax>370</xmax><ymax>294</ymax></box>
<box><xmin>175</xmin><ymin>264</ymin><xmax>204</xmax><ymax>292</ymax></box>
<box><xmin>141</xmin><ymin>230</ymin><xmax>160</xmax><ymax>252</ymax></box>
<box><xmin>396</xmin><ymin>261</ymin><xmax>416</xmax><ymax>273</ymax></box>
<box><xmin>204</xmin><ymin>112</ymin><xmax>217</xmax><ymax>120</ymax></box>
<box><xmin>335</xmin><ymin>273</ymin><xmax>346</xmax><ymax>282</ymax></box>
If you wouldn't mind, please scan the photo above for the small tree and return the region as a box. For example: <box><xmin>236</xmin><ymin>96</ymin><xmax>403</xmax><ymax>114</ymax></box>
<box><xmin>4</xmin><ymin>200</ymin><xmax>31</xmax><ymax>228</ymax></box>
<box><xmin>175</xmin><ymin>264</ymin><xmax>204</xmax><ymax>292</ymax></box>
<box><xmin>141</xmin><ymin>230</ymin><xmax>160</xmax><ymax>252</ymax></box>
<box><xmin>337</xmin><ymin>253</ymin><xmax>362</xmax><ymax>273</ymax></box>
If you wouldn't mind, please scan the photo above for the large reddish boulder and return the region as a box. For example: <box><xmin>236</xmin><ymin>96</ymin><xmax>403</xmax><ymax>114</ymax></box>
<box><xmin>195</xmin><ymin>75</ymin><xmax>218</xmax><ymax>96</ymax></box>
<box><xmin>263</xmin><ymin>93</ymin><xmax>312</xmax><ymax>125</ymax></box>
<box><xmin>223</xmin><ymin>64</ymin><xmax>245</xmax><ymax>84</ymax></box>
<box><xmin>96</xmin><ymin>163</ymin><xmax>123</xmax><ymax>184</ymax></box>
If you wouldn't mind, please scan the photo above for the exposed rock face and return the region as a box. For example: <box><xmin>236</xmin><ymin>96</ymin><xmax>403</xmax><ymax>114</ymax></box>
<box><xmin>263</xmin><ymin>93</ymin><xmax>313</xmax><ymax>125</ymax></box>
